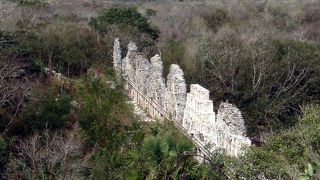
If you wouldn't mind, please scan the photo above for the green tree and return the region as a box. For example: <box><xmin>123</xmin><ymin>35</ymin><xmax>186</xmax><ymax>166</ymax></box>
<box><xmin>89</xmin><ymin>7</ymin><xmax>159</xmax><ymax>57</ymax></box>
<box><xmin>198</xmin><ymin>34</ymin><xmax>320</xmax><ymax>137</ymax></box>
<box><xmin>90</xmin><ymin>7</ymin><xmax>159</xmax><ymax>40</ymax></box>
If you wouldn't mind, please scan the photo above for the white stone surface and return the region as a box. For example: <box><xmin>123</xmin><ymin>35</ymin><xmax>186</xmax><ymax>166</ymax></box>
<box><xmin>182</xmin><ymin>84</ymin><xmax>251</xmax><ymax>156</ymax></box>
<box><xmin>166</xmin><ymin>64</ymin><xmax>187</xmax><ymax>122</ymax></box>
<box><xmin>113</xmin><ymin>38</ymin><xmax>122</xmax><ymax>75</ymax></box>
<box><xmin>217</xmin><ymin>102</ymin><xmax>247</xmax><ymax>136</ymax></box>
<box><xmin>148</xmin><ymin>54</ymin><xmax>166</xmax><ymax>108</ymax></box>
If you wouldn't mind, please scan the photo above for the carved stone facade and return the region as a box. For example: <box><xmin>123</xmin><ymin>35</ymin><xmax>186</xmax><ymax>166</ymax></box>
<box><xmin>113</xmin><ymin>39</ymin><xmax>251</xmax><ymax>157</ymax></box>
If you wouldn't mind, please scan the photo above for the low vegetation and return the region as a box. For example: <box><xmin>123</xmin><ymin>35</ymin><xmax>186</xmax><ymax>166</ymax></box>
<box><xmin>1</xmin><ymin>0</ymin><xmax>320</xmax><ymax>179</ymax></box>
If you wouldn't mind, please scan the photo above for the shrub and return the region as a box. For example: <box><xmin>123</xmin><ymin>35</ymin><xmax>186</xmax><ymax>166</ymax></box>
<box><xmin>89</xmin><ymin>7</ymin><xmax>159</xmax><ymax>40</ymax></box>
<box><xmin>21</xmin><ymin>84</ymin><xmax>72</xmax><ymax>133</ymax></box>
<box><xmin>126</xmin><ymin>131</ymin><xmax>218</xmax><ymax>179</ymax></box>
<box><xmin>145</xmin><ymin>8</ymin><xmax>157</xmax><ymax>17</ymax></box>
<box><xmin>6</xmin><ymin>129</ymin><xmax>92</xmax><ymax>179</ymax></box>
<box><xmin>89</xmin><ymin>7</ymin><xmax>160</xmax><ymax>58</ymax></box>
<box><xmin>224</xmin><ymin>146</ymin><xmax>286</xmax><ymax>179</ymax></box>
<box><xmin>18</xmin><ymin>24</ymin><xmax>102</xmax><ymax>77</ymax></box>
<box><xmin>161</xmin><ymin>39</ymin><xmax>185</xmax><ymax>77</ymax></box>
<box><xmin>24</xmin><ymin>94</ymin><xmax>71</xmax><ymax>132</ymax></box>
<box><xmin>11</xmin><ymin>0</ymin><xmax>48</xmax><ymax>7</ymax></box>
<box><xmin>224</xmin><ymin>104</ymin><xmax>320</xmax><ymax>179</ymax></box>
<box><xmin>76</xmin><ymin>79</ymin><xmax>135</xmax><ymax>145</ymax></box>
<box><xmin>198</xmin><ymin>34</ymin><xmax>320</xmax><ymax>137</ymax></box>
<box><xmin>204</xmin><ymin>9</ymin><xmax>228</xmax><ymax>32</ymax></box>
<box><xmin>0</xmin><ymin>108</ymin><xmax>10</xmax><ymax>133</ymax></box>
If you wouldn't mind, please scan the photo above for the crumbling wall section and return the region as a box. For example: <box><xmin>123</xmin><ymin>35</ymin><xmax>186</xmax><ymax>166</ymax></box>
<box><xmin>183</xmin><ymin>84</ymin><xmax>215</xmax><ymax>138</ymax></box>
<box><xmin>182</xmin><ymin>84</ymin><xmax>251</xmax><ymax>156</ymax></box>
<box><xmin>113</xmin><ymin>38</ymin><xmax>122</xmax><ymax>75</ymax></box>
<box><xmin>122</xmin><ymin>42</ymin><xmax>138</xmax><ymax>80</ymax></box>
<box><xmin>166</xmin><ymin>64</ymin><xmax>187</xmax><ymax>122</ymax></box>
<box><xmin>148</xmin><ymin>54</ymin><xmax>166</xmax><ymax>108</ymax></box>
<box><xmin>113</xmin><ymin>38</ymin><xmax>251</xmax><ymax>157</ymax></box>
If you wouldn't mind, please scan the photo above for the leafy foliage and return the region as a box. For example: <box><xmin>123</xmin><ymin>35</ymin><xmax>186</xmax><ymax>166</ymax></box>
<box><xmin>90</xmin><ymin>7</ymin><xmax>159</xmax><ymax>40</ymax></box>
<box><xmin>18</xmin><ymin>24</ymin><xmax>104</xmax><ymax>77</ymax></box>
<box><xmin>125</xmin><ymin>122</ymin><xmax>220</xmax><ymax>179</ymax></box>
<box><xmin>21</xmin><ymin>84</ymin><xmax>72</xmax><ymax>133</ymax></box>
<box><xmin>189</xmin><ymin>34</ymin><xmax>320</xmax><ymax>138</ymax></box>
<box><xmin>299</xmin><ymin>162</ymin><xmax>318</xmax><ymax>180</ymax></box>
<box><xmin>204</xmin><ymin>9</ymin><xmax>229</xmax><ymax>32</ymax></box>
<box><xmin>89</xmin><ymin>7</ymin><xmax>159</xmax><ymax>58</ymax></box>
<box><xmin>225</xmin><ymin>105</ymin><xmax>320</xmax><ymax>179</ymax></box>
<box><xmin>145</xmin><ymin>8</ymin><xmax>157</xmax><ymax>17</ymax></box>
<box><xmin>162</xmin><ymin>39</ymin><xmax>185</xmax><ymax>77</ymax></box>
<box><xmin>76</xmin><ymin>79</ymin><xmax>136</xmax><ymax>145</ymax></box>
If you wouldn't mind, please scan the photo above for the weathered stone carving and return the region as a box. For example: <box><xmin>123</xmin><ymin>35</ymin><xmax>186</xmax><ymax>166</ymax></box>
<box><xmin>183</xmin><ymin>84</ymin><xmax>215</xmax><ymax>138</ymax></box>
<box><xmin>122</xmin><ymin>42</ymin><xmax>138</xmax><ymax>79</ymax></box>
<box><xmin>166</xmin><ymin>64</ymin><xmax>187</xmax><ymax>122</ymax></box>
<box><xmin>182</xmin><ymin>84</ymin><xmax>251</xmax><ymax>156</ymax></box>
<box><xmin>113</xmin><ymin>38</ymin><xmax>251</xmax><ymax>157</ymax></box>
<box><xmin>216</xmin><ymin>102</ymin><xmax>247</xmax><ymax>136</ymax></box>
<box><xmin>134</xmin><ymin>55</ymin><xmax>150</xmax><ymax>93</ymax></box>
<box><xmin>148</xmin><ymin>54</ymin><xmax>166</xmax><ymax>108</ymax></box>
<box><xmin>113</xmin><ymin>38</ymin><xmax>122</xmax><ymax>75</ymax></box>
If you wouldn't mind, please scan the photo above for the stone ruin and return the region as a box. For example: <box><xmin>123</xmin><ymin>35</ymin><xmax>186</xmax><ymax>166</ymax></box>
<box><xmin>113</xmin><ymin>38</ymin><xmax>251</xmax><ymax>157</ymax></box>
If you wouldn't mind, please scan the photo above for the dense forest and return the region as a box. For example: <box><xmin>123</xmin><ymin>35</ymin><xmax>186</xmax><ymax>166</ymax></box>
<box><xmin>1</xmin><ymin>0</ymin><xmax>320</xmax><ymax>179</ymax></box>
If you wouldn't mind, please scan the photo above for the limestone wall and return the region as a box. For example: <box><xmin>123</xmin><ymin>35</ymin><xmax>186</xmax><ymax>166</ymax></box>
<box><xmin>113</xmin><ymin>39</ymin><xmax>251</xmax><ymax>157</ymax></box>
<box><xmin>182</xmin><ymin>84</ymin><xmax>251</xmax><ymax>156</ymax></box>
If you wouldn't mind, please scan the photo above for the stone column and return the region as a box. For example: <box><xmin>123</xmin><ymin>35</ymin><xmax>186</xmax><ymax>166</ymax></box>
<box><xmin>122</xmin><ymin>42</ymin><xmax>138</xmax><ymax>80</ymax></box>
<box><xmin>216</xmin><ymin>102</ymin><xmax>247</xmax><ymax>136</ymax></box>
<box><xmin>148</xmin><ymin>54</ymin><xmax>166</xmax><ymax>108</ymax></box>
<box><xmin>113</xmin><ymin>38</ymin><xmax>122</xmax><ymax>77</ymax></box>
<box><xmin>166</xmin><ymin>64</ymin><xmax>187</xmax><ymax>123</ymax></box>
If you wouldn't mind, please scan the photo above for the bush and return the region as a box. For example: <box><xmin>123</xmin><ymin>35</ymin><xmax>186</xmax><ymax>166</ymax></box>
<box><xmin>145</xmin><ymin>8</ymin><xmax>157</xmax><ymax>17</ymax></box>
<box><xmin>197</xmin><ymin>34</ymin><xmax>320</xmax><ymax>137</ymax></box>
<box><xmin>125</xmin><ymin>130</ymin><xmax>218</xmax><ymax>179</ymax></box>
<box><xmin>18</xmin><ymin>24</ymin><xmax>102</xmax><ymax>77</ymax></box>
<box><xmin>6</xmin><ymin>129</ymin><xmax>91</xmax><ymax>179</ymax></box>
<box><xmin>161</xmin><ymin>39</ymin><xmax>185</xmax><ymax>77</ymax></box>
<box><xmin>224</xmin><ymin>104</ymin><xmax>320</xmax><ymax>179</ymax></box>
<box><xmin>11</xmin><ymin>0</ymin><xmax>48</xmax><ymax>7</ymax></box>
<box><xmin>224</xmin><ymin>146</ymin><xmax>286</xmax><ymax>179</ymax></box>
<box><xmin>76</xmin><ymin>79</ymin><xmax>136</xmax><ymax>145</ymax></box>
<box><xmin>21</xmin><ymin>84</ymin><xmax>72</xmax><ymax>133</ymax></box>
<box><xmin>89</xmin><ymin>7</ymin><xmax>160</xmax><ymax>58</ymax></box>
<box><xmin>204</xmin><ymin>9</ymin><xmax>229</xmax><ymax>32</ymax></box>
<box><xmin>90</xmin><ymin>7</ymin><xmax>159</xmax><ymax>40</ymax></box>
<box><xmin>0</xmin><ymin>108</ymin><xmax>10</xmax><ymax>133</ymax></box>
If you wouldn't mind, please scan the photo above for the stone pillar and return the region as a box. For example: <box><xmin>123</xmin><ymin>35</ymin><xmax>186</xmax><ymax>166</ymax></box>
<box><xmin>122</xmin><ymin>42</ymin><xmax>138</xmax><ymax>80</ymax></box>
<box><xmin>113</xmin><ymin>38</ymin><xmax>122</xmax><ymax>77</ymax></box>
<box><xmin>134</xmin><ymin>55</ymin><xmax>150</xmax><ymax>93</ymax></box>
<box><xmin>216</xmin><ymin>102</ymin><xmax>247</xmax><ymax>136</ymax></box>
<box><xmin>148</xmin><ymin>54</ymin><xmax>166</xmax><ymax>108</ymax></box>
<box><xmin>166</xmin><ymin>64</ymin><xmax>187</xmax><ymax>123</ymax></box>
<box><xmin>183</xmin><ymin>84</ymin><xmax>215</xmax><ymax>143</ymax></box>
